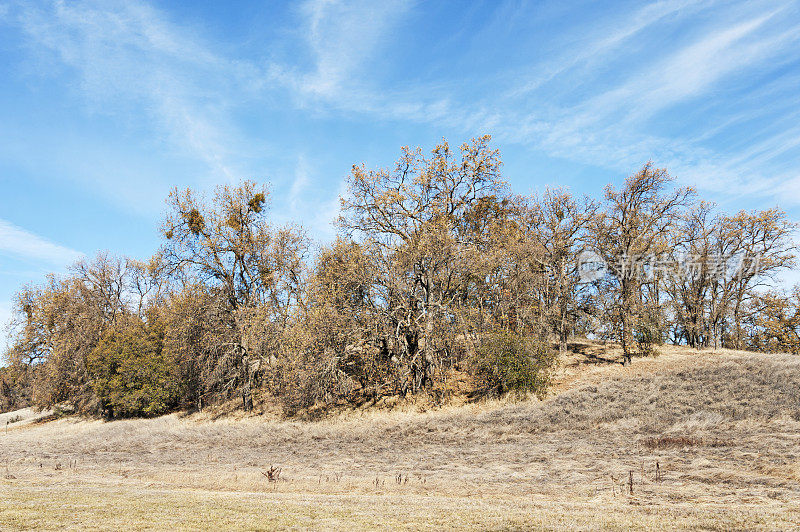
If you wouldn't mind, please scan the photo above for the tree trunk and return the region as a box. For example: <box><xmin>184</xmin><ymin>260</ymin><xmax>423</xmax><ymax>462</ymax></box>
<box><xmin>621</xmin><ymin>279</ymin><xmax>633</xmax><ymax>365</ymax></box>
<box><xmin>240</xmin><ymin>347</ymin><xmax>253</xmax><ymax>412</ymax></box>
<box><xmin>733</xmin><ymin>297</ymin><xmax>742</xmax><ymax>350</ymax></box>
<box><xmin>241</xmin><ymin>386</ymin><xmax>253</xmax><ymax>412</ymax></box>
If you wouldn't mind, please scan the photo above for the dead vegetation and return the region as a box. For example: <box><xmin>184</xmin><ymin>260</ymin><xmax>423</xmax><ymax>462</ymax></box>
<box><xmin>261</xmin><ymin>465</ymin><xmax>281</xmax><ymax>482</ymax></box>
<box><xmin>4</xmin><ymin>140</ymin><xmax>797</xmax><ymax>422</ymax></box>
<box><xmin>1</xmin><ymin>343</ymin><xmax>799</xmax><ymax>529</ymax></box>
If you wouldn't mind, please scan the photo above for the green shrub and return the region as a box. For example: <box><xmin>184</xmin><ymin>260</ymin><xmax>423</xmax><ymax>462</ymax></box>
<box><xmin>472</xmin><ymin>332</ymin><xmax>555</xmax><ymax>398</ymax></box>
<box><xmin>634</xmin><ymin>312</ymin><xmax>665</xmax><ymax>357</ymax></box>
<box><xmin>87</xmin><ymin>318</ymin><xmax>183</xmax><ymax>418</ymax></box>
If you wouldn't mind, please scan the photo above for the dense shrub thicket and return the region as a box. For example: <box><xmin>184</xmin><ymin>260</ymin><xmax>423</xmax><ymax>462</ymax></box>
<box><xmin>87</xmin><ymin>316</ymin><xmax>183</xmax><ymax>418</ymax></box>
<box><xmin>1</xmin><ymin>136</ymin><xmax>796</xmax><ymax>417</ymax></box>
<box><xmin>473</xmin><ymin>333</ymin><xmax>555</xmax><ymax>398</ymax></box>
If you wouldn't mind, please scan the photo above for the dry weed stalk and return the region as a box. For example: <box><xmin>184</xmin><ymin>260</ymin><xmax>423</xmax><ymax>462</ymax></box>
<box><xmin>261</xmin><ymin>465</ymin><xmax>281</xmax><ymax>482</ymax></box>
<box><xmin>609</xmin><ymin>473</ymin><xmax>619</xmax><ymax>496</ymax></box>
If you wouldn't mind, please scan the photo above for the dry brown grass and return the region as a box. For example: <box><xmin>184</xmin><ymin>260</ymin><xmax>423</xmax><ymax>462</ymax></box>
<box><xmin>2</xmin><ymin>343</ymin><xmax>800</xmax><ymax>530</ymax></box>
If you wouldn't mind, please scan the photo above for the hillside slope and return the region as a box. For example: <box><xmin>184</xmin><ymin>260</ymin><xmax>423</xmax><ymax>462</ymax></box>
<box><xmin>2</xmin><ymin>345</ymin><xmax>799</xmax><ymax>530</ymax></box>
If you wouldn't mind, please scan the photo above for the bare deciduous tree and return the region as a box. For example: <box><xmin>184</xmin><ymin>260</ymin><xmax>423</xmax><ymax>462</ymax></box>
<box><xmin>589</xmin><ymin>163</ymin><xmax>694</xmax><ymax>364</ymax></box>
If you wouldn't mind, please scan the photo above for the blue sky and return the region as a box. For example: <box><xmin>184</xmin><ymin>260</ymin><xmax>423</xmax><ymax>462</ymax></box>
<box><xmin>1</xmin><ymin>0</ymin><xmax>800</xmax><ymax>345</ymax></box>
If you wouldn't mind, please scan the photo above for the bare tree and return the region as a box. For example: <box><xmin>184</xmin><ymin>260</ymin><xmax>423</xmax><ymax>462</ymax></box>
<box><xmin>339</xmin><ymin>136</ymin><xmax>506</xmax><ymax>392</ymax></box>
<box><xmin>589</xmin><ymin>163</ymin><xmax>694</xmax><ymax>364</ymax></box>
<box><xmin>725</xmin><ymin>209</ymin><xmax>796</xmax><ymax>349</ymax></box>
<box><xmin>160</xmin><ymin>181</ymin><xmax>309</xmax><ymax>410</ymax></box>
<box><xmin>518</xmin><ymin>189</ymin><xmax>596</xmax><ymax>354</ymax></box>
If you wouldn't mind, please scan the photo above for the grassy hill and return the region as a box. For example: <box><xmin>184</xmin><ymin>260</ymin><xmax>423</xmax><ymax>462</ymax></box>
<box><xmin>1</xmin><ymin>343</ymin><xmax>799</xmax><ymax>530</ymax></box>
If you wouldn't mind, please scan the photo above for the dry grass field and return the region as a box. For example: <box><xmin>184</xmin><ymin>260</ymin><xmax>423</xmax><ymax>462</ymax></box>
<box><xmin>2</xmin><ymin>343</ymin><xmax>800</xmax><ymax>530</ymax></box>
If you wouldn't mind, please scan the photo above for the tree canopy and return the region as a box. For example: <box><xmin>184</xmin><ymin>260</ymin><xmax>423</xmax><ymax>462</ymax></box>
<box><xmin>2</xmin><ymin>137</ymin><xmax>796</xmax><ymax>417</ymax></box>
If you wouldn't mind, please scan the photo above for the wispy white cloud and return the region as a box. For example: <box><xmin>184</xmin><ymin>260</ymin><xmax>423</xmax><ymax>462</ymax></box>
<box><xmin>482</xmin><ymin>3</ymin><xmax>800</xmax><ymax>202</ymax></box>
<box><xmin>0</xmin><ymin>300</ymin><xmax>12</xmax><ymax>351</ymax></box>
<box><xmin>7</xmin><ymin>0</ymin><xmax>411</xmax><ymax>223</ymax></box>
<box><xmin>294</xmin><ymin>0</ymin><xmax>413</xmax><ymax>98</ymax></box>
<box><xmin>581</xmin><ymin>9</ymin><xmax>789</xmax><ymax>126</ymax></box>
<box><xmin>289</xmin><ymin>155</ymin><xmax>311</xmax><ymax>213</ymax></box>
<box><xmin>342</xmin><ymin>2</ymin><xmax>800</xmax><ymax>207</ymax></box>
<box><xmin>265</xmin><ymin>0</ymin><xmax>442</xmax><ymax>123</ymax></box>
<box><xmin>5</xmin><ymin>0</ymin><xmax>800</xmax><ymax>221</ymax></box>
<box><xmin>270</xmin><ymin>155</ymin><xmax>343</xmax><ymax>241</ymax></box>
<box><xmin>0</xmin><ymin>218</ymin><xmax>83</xmax><ymax>265</ymax></box>
<box><xmin>269</xmin><ymin>0</ymin><xmax>800</xmax><ymax>209</ymax></box>
<box><xmin>509</xmin><ymin>0</ymin><xmax>708</xmax><ymax>97</ymax></box>
<box><xmin>11</xmin><ymin>0</ymin><xmax>252</xmax><ymax>183</ymax></box>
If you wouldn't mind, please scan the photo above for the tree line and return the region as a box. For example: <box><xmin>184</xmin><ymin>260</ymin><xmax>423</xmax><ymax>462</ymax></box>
<box><xmin>1</xmin><ymin>136</ymin><xmax>796</xmax><ymax>417</ymax></box>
